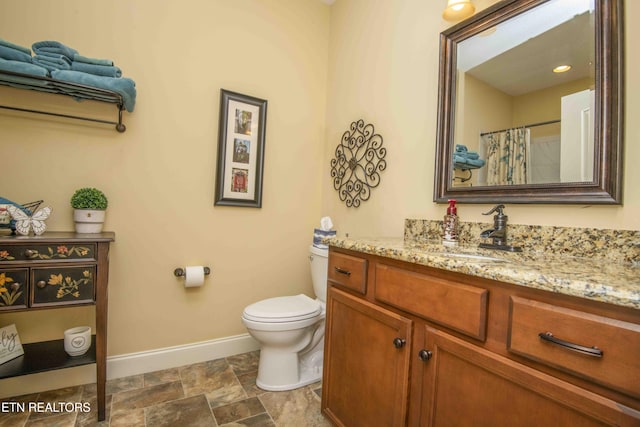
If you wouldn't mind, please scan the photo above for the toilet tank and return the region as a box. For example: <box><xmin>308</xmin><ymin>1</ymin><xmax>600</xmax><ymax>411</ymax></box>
<box><xmin>309</xmin><ymin>246</ymin><xmax>329</xmax><ymax>302</ymax></box>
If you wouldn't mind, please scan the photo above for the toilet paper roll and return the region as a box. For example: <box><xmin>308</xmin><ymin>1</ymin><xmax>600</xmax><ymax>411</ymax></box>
<box><xmin>184</xmin><ymin>266</ymin><xmax>206</xmax><ymax>288</ymax></box>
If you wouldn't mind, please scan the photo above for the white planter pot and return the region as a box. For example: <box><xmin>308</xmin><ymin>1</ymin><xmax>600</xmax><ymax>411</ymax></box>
<box><xmin>73</xmin><ymin>209</ymin><xmax>106</xmax><ymax>233</ymax></box>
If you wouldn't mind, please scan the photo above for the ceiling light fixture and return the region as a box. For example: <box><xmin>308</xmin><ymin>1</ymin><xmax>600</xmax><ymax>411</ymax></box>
<box><xmin>442</xmin><ymin>0</ymin><xmax>476</xmax><ymax>22</ymax></box>
<box><xmin>553</xmin><ymin>65</ymin><xmax>572</xmax><ymax>73</ymax></box>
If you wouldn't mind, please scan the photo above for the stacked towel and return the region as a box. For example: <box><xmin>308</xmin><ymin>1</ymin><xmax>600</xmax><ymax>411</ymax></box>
<box><xmin>32</xmin><ymin>41</ymin><xmax>78</xmax><ymax>62</ymax></box>
<box><xmin>0</xmin><ymin>39</ymin><xmax>32</xmax><ymax>63</ymax></box>
<box><xmin>0</xmin><ymin>58</ymin><xmax>51</xmax><ymax>89</ymax></box>
<box><xmin>31</xmin><ymin>40</ymin><xmax>76</xmax><ymax>72</ymax></box>
<box><xmin>32</xmin><ymin>53</ymin><xmax>72</xmax><ymax>72</ymax></box>
<box><xmin>71</xmin><ymin>61</ymin><xmax>122</xmax><ymax>78</ymax></box>
<box><xmin>453</xmin><ymin>144</ymin><xmax>485</xmax><ymax>169</ymax></box>
<box><xmin>51</xmin><ymin>70</ymin><xmax>137</xmax><ymax>112</ymax></box>
<box><xmin>1</xmin><ymin>39</ymin><xmax>137</xmax><ymax>112</ymax></box>
<box><xmin>73</xmin><ymin>54</ymin><xmax>113</xmax><ymax>66</ymax></box>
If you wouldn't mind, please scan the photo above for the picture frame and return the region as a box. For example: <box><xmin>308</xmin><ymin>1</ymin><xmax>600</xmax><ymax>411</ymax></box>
<box><xmin>214</xmin><ymin>89</ymin><xmax>268</xmax><ymax>208</ymax></box>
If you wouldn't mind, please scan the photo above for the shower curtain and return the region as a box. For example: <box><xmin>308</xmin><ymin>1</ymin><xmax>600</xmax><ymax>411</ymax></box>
<box><xmin>484</xmin><ymin>128</ymin><xmax>529</xmax><ymax>185</ymax></box>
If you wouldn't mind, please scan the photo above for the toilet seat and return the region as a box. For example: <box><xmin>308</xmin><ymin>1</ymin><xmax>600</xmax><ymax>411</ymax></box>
<box><xmin>243</xmin><ymin>294</ymin><xmax>321</xmax><ymax>323</ymax></box>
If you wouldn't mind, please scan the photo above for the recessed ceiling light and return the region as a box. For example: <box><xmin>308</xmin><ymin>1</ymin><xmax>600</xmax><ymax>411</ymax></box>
<box><xmin>479</xmin><ymin>27</ymin><xmax>497</xmax><ymax>37</ymax></box>
<box><xmin>553</xmin><ymin>65</ymin><xmax>572</xmax><ymax>73</ymax></box>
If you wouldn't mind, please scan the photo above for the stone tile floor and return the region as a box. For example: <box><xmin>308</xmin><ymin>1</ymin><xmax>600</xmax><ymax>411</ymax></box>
<box><xmin>0</xmin><ymin>351</ymin><xmax>332</xmax><ymax>426</ymax></box>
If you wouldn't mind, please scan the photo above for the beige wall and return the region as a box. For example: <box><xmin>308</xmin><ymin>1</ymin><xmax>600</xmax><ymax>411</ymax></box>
<box><xmin>0</xmin><ymin>0</ymin><xmax>329</xmax><ymax>395</ymax></box>
<box><xmin>322</xmin><ymin>0</ymin><xmax>639</xmax><ymax>237</ymax></box>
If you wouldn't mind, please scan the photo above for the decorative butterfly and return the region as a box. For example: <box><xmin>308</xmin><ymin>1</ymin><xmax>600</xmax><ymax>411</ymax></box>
<box><xmin>7</xmin><ymin>205</ymin><xmax>52</xmax><ymax>236</ymax></box>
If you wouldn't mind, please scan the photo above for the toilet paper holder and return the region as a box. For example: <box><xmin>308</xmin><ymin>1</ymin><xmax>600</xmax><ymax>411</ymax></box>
<box><xmin>174</xmin><ymin>267</ymin><xmax>211</xmax><ymax>277</ymax></box>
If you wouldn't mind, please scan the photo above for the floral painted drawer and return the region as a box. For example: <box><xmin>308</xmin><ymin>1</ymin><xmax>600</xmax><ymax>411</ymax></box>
<box><xmin>0</xmin><ymin>268</ymin><xmax>28</xmax><ymax>310</ymax></box>
<box><xmin>30</xmin><ymin>266</ymin><xmax>96</xmax><ymax>307</ymax></box>
<box><xmin>0</xmin><ymin>243</ymin><xmax>96</xmax><ymax>262</ymax></box>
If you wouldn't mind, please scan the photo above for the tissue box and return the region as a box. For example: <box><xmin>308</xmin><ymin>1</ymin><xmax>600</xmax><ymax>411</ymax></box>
<box><xmin>313</xmin><ymin>228</ymin><xmax>336</xmax><ymax>249</ymax></box>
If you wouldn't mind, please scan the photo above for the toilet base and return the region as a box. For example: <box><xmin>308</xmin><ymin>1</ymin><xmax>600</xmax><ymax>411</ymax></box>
<box><xmin>256</xmin><ymin>363</ymin><xmax>322</xmax><ymax>392</ymax></box>
<box><xmin>255</xmin><ymin>337</ymin><xmax>324</xmax><ymax>392</ymax></box>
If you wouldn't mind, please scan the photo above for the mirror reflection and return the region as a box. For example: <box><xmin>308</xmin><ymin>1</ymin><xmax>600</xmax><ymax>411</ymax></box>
<box><xmin>452</xmin><ymin>0</ymin><xmax>594</xmax><ymax>188</ymax></box>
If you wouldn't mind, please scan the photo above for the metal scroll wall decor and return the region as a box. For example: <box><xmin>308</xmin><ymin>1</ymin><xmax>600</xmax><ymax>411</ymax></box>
<box><xmin>330</xmin><ymin>119</ymin><xmax>386</xmax><ymax>207</ymax></box>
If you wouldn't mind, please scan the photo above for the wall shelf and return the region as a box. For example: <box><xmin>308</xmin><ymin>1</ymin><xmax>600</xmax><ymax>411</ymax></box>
<box><xmin>0</xmin><ymin>69</ymin><xmax>127</xmax><ymax>132</ymax></box>
<box><xmin>0</xmin><ymin>336</ymin><xmax>96</xmax><ymax>379</ymax></box>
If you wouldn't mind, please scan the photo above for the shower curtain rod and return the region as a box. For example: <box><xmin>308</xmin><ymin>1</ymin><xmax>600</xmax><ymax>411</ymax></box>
<box><xmin>480</xmin><ymin>119</ymin><xmax>560</xmax><ymax>137</ymax></box>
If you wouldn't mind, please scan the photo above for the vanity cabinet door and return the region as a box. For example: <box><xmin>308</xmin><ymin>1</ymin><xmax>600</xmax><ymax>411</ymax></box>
<box><xmin>0</xmin><ymin>268</ymin><xmax>28</xmax><ymax>311</ymax></box>
<box><xmin>419</xmin><ymin>326</ymin><xmax>640</xmax><ymax>427</ymax></box>
<box><xmin>322</xmin><ymin>287</ymin><xmax>412</xmax><ymax>427</ymax></box>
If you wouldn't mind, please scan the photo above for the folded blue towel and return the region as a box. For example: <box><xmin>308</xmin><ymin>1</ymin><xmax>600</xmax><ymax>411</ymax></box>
<box><xmin>36</xmin><ymin>52</ymin><xmax>72</xmax><ymax>64</ymax></box>
<box><xmin>453</xmin><ymin>155</ymin><xmax>485</xmax><ymax>169</ymax></box>
<box><xmin>51</xmin><ymin>70</ymin><xmax>136</xmax><ymax>112</ymax></box>
<box><xmin>71</xmin><ymin>61</ymin><xmax>122</xmax><ymax>78</ymax></box>
<box><xmin>455</xmin><ymin>144</ymin><xmax>468</xmax><ymax>152</ymax></box>
<box><xmin>0</xmin><ymin>58</ymin><xmax>50</xmax><ymax>87</ymax></box>
<box><xmin>73</xmin><ymin>53</ymin><xmax>113</xmax><ymax>67</ymax></box>
<box><xmin>0</xmin><ymin>58</ymin><xmax>48</xmax><ymax>77</ymax></box>
<box><xmin>0</xmin><ymin>39</ymin><xmax>32</xmax><ymax>55</ymax></box>
<box><xmin>32</xmin><ymin>41</ymin><xmax>78</xmax><ymax>61</ymax></box>
<box><xmin>0</xmin><ymin>45</ymin><xmax>33</xmax><ymax>63</ymax></box>
<box><xmin>32</xmin><ymin>53</ymin><xmax>71</xmax><ymax>72</ymax></box>
<box><xmin>456</xmin><ymin>151</ymin><xmax>480</xmax><ymax>160</ymax></box>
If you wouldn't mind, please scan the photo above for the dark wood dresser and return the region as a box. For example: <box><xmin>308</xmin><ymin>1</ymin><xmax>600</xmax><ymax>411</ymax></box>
<box><xmin>0</xmin><ymin>232</ymin><xmax>114</xmax><ymax>421</ymax></box>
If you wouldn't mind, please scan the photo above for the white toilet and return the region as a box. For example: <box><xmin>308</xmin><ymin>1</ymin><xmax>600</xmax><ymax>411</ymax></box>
<box><xmin>241</xmin><ymin>245</ymin><xmax>328</xmax><ymax>391</ymax></box>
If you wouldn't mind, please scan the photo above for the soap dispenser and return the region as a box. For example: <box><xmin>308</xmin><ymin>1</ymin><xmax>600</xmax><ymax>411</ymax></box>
<box><xmin>442</xmin><ymin>199</ymin><xmax>459</xmax><ymax>246</ymax></box>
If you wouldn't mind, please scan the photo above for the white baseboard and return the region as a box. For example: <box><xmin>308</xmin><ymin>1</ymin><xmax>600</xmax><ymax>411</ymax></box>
<box><xmin>106</xmin><ymin>333</ymin><xmax>260</xmax><ymax>380</ymax></box>
<box><xmin>0</xmin><ymin>333</ymin><xmax>260</xmax><ymax>399</ymax></box>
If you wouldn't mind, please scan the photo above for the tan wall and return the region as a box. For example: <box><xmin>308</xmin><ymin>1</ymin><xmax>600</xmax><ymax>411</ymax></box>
<box><xmin>513</xmin><ymin>77</ymin><xmax>592</xmax><ymax>138</ymax></box>
<box><xmin>322</xmin><ymin>0</ymin><xmax>639</xmax><ymax>237</ymax></box>
<box><xmin>460</xmin><ymin>73</ymin><xmax>513</xmax><ymax>150</ymax></box>
<box><xmin>0</xmin><ymin>0</ymin><xmax>329</xmax><ymax>395</ymax></box>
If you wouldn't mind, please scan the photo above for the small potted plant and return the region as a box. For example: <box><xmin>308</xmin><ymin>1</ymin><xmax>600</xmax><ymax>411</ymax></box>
<box><xmin>70</xmin><ymin>187</ymin><xmax>108</xmax><ymax>233</ymax></box>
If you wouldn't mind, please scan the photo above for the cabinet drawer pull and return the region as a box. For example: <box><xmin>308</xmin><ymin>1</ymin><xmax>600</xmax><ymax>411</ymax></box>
<box><xmin>36</xmin><ymin>280</ymin><xmax>47</xmax><ymax>289</ymax></box>
<box><xmin>393</xmin><ymin>337</ymin><xmax>406</xmax><ymax>348</ymax></box>
<box><xmin>24</xmin><ymin>249</ymin><xmax>39</xmax><ymax>259</ymax></box>
<box><xmin>11</xmin><ymin>282</ymin><xmax>21</xmax><ymax>291</ymax></box>
<box><xmin>418</xmin><ymin>349</ymin><xmax>433</xmax><ymax>361</ymax></box>
<box><xmin>334</xmin><ymin>267</ymin><xmax>351</xmax><ymax>276</ymax></box>
<box><xmin>538</xmin><ymin>332</ymin><xmax>603</xmax><ymax>358</ymax></box>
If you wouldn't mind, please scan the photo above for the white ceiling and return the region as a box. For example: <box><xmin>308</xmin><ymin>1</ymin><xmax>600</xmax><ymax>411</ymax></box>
<box><xmin>459</xmin><ymin>0</ymin><xmax>594</xmax><ymax>96</ymax></box>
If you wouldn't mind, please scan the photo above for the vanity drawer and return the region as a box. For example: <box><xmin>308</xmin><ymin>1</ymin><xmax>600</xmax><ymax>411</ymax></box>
<box><xmin>0</xmin><ymin>243</ymin><xmax>96</xmax><ymax>262</ymax></box>
<box><xmin>508</xmin><ymin>296</ymin><xmax>640</xmax><ymax>398</ymax></box>
<box><xmin>0</xmin><ymin>268</ymin><xmax>28</xmax><ymax>311</ymax></box>
<box><xmin>374</xmin><ymin>264</ymin><xmax>488</xmax><ymax>340</ymax></box>
<box><xmin>30</xmin><ymin>266</ymin><xmax>96</xmax><ymax>308</ymax></box>
<box><xmin>328</xmin><ymin>252</ymin><xmax>368</xmax><ymax>294</ymax></box>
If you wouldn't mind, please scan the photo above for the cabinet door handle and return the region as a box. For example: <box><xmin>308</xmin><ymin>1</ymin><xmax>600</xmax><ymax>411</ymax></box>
<box><xmin>36</xmin><ymin>280</ymin><xmax>47</xmax><ymax>289</ymax></box>
<box><xmin>11</xmin><ymin>282</ymin><xmax>21</xmax><ymax>291</ymax></box>
<box><xmin>393</xmin><ymin>337</ymin><xmax>406</xmax><ymax>349</ymax></box>
<box><xmin>538</xmin><ymin>332</ymin><xmax>603</xmax><ymax>358</ymax></box>
<box><xmin>334</xmin><ymin>267</ymin><xmax>351</xmax><ymax>276</ymax></box>
<box><xmin>418</xmin><ymin>349</ymin><xmax>433</xmax><ymax>361</ymax></box>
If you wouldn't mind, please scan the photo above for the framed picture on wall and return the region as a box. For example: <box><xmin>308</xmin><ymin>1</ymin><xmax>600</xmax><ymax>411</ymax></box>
<box><xmin>214</xmin><ymin>89</ymin><xmax>268</xmax><ymax>207</ymax></box>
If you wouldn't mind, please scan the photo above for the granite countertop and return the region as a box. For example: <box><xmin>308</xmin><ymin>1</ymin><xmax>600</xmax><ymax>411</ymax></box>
<box><xmin>327</xmin><ymin>236</ymin><xmax>640</xmax><ymax>310</ymax></box>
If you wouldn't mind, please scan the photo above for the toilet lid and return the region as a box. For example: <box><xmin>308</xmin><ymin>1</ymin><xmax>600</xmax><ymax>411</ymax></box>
<box><xmin>243</xmin><ymin>294</ymin><xmax>321</xmax><ymax>323</ymax></box>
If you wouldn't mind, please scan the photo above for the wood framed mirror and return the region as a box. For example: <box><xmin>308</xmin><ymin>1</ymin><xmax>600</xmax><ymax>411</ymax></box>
<box><xmin>433</xmin><ymin>0</ymin><xmax>623</xmax><ymax>204</ymax></box>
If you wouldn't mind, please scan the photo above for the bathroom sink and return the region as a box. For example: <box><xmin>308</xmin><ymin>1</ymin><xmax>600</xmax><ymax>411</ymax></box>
<box><xmin>431</xmin><ymin>252</ymin><xmax>508</xmax><ymax>263</ymax></box>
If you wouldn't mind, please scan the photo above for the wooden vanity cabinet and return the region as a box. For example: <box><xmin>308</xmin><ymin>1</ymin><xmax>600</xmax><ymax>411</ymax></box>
<box><xmin>322</xmin><ymin>247</ymin><xmax>640</xmax><ymax>427</ymax></box>
<box><xmin>322</xmin><ymin>287</ymin><xmax>412</xmax><ymax>427</ymax></box>
<box><xmin>0</xmin><ymin>232</ymin><xmax>114</xmax><ymax>422</ymax></box>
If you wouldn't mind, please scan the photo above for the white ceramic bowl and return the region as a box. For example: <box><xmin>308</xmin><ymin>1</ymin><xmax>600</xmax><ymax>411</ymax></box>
<box><xmin>64</xmin><ymin>326</ymin><xmax>91</xmax><ymax>356</ymax></box>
